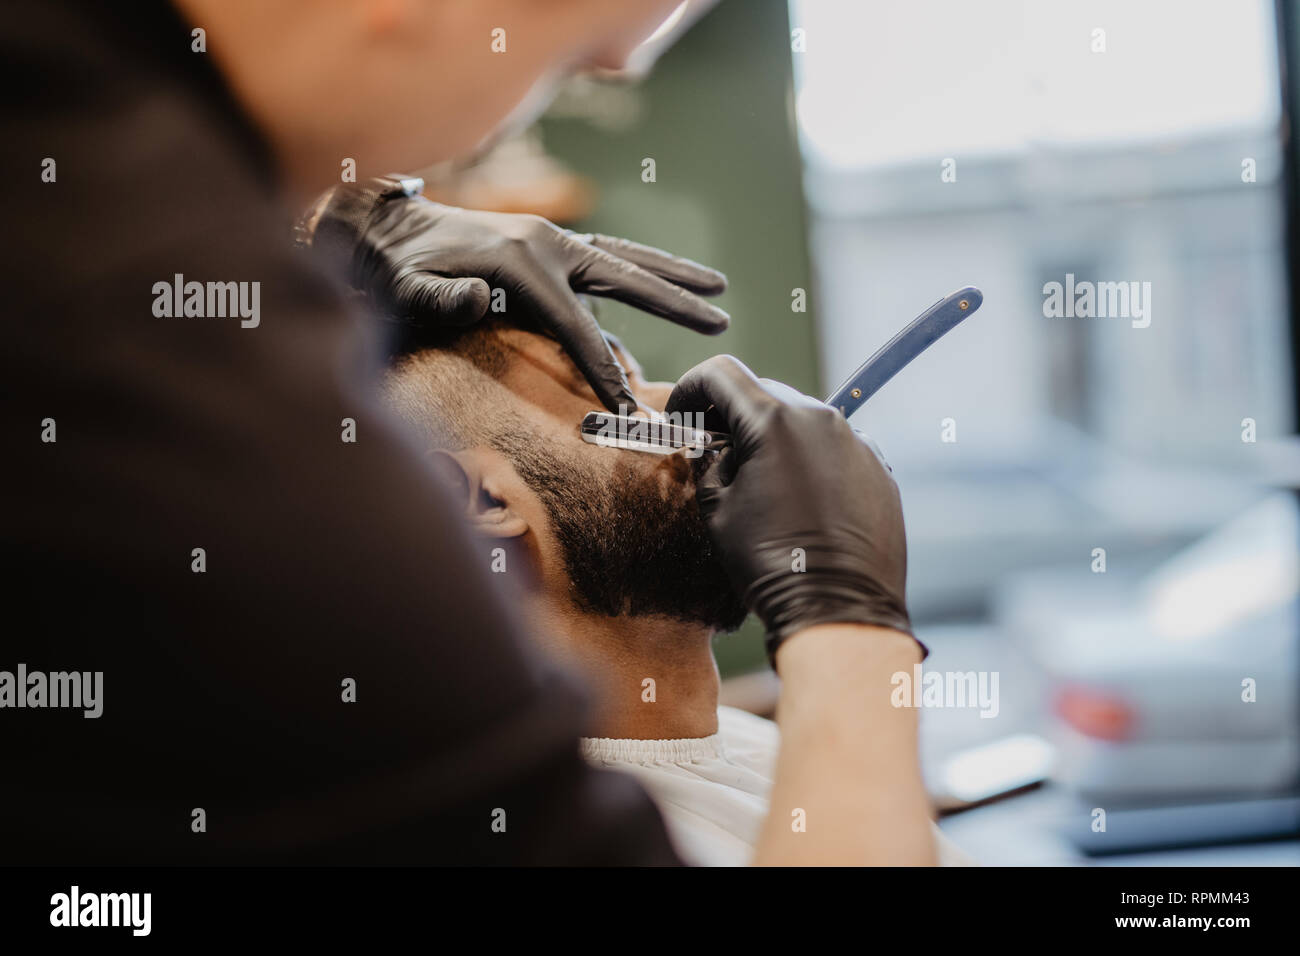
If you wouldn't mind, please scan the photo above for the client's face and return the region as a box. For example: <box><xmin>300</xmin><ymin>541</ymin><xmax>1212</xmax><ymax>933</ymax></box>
<box><xmin>449</xmin><ymin>328</ymin><xmax>748</xmax><ymax>633</ymax></box>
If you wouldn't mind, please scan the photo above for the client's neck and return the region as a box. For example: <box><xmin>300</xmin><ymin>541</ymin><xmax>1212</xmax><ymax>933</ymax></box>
<box><xmin>534</xmin><ymin>601</ymin><xmax>719</xmax><ymax>741</ymax></box>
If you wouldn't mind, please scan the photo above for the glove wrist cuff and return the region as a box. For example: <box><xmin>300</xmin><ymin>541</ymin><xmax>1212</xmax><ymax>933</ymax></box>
<box><xmin>306</xmin><ymin>174</ymin><xmax>425</xmax><ymax>276</ymax></box>
<box><xmin>745</xmin><ymin>564</ymin><xmax>921</xmax><ymax>669</ymax></box>
<box><xmin>762</xmin><ymin>608</ymin><xmax>925</xmax><ymax>669</ymax></box>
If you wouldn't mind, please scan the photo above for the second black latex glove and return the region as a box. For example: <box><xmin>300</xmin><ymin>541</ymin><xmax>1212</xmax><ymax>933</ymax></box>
<box><xmin>326</xmin><ymin>188</ymin><xmax>730</xmax><ymax>412</ymax></box>
<box><xmin>666</xmin><ymin>355</ymin><xmax>916</xmax><ymax>663</ymax></box>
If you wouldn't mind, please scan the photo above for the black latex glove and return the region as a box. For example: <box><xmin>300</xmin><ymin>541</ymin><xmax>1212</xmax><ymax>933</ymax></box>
<box><xmin>314</xmin><ymin>183</ymin><xmax>729</xmax><ymax>412</ymax></box>
<box><xmin>665</xmin><ymin>355</ymin><xmax>917</xmax><ymax>664</ymax></box>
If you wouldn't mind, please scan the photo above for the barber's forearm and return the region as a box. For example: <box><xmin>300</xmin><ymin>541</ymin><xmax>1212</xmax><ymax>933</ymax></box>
<box><xmin>752</xmin><ymin>624</ymin><xmax>936</xmax><ymax>866</ymax></box>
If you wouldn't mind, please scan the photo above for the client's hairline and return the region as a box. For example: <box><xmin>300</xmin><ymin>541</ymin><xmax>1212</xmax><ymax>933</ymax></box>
<box><xmin>383</xmin><ymin>324</ymin><xmax>519</xmax><ymax>452</ymax></box>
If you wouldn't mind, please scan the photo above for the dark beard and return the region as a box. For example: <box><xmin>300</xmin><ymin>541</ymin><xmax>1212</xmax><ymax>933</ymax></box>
<box><xmin>491</xmin><ymin>432</ymin><xmax>749</xmax><ymax>632</ymax></box>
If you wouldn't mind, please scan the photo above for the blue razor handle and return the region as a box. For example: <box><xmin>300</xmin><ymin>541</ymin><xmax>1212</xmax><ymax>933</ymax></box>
<box><xmin>825</xmin><ymin>286</ymin><xmax>982</xmax><ymax>418</ymax></box>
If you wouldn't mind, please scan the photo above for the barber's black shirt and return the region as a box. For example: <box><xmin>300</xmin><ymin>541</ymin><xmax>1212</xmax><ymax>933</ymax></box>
<box><xmin>0</xmin><ymin>0</ymin><xmax>678</xmax><ymax>864</ymax></box>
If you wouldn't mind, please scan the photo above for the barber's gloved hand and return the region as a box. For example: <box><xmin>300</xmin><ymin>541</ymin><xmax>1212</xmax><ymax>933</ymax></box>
<box><xmin>665</xmin><ymin>355</ymin><xmax>919</xmax><ymax>665</ymax></box>
<box><xmin>309</xmin><ymin>177</ymin><xmax>730</xmax><ymax>413</ymax></box>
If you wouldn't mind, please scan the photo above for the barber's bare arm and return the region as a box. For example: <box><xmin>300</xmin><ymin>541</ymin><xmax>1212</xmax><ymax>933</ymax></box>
<box><xmin>666</xmin><ymin>357</ymin><xmax>936</xmax><ymax>866</ymax></box>
<box><xmin>756</xmin><ymin>625</ymin><xmax>934</xmax><ymax>865</ymax></box>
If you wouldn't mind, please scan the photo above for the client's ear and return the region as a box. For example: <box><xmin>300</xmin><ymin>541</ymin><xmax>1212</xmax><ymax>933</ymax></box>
<box><xmin>429</xmin><ymin>449</ymin><xmax>529</xmax><ymax>540</ymax></box>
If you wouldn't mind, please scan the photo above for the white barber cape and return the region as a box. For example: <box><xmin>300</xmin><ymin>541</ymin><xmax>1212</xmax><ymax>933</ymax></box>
<box><xmin>581</xmin><ymin>704</ymin><xmax>974</xmax><ymax>867</ymax></box>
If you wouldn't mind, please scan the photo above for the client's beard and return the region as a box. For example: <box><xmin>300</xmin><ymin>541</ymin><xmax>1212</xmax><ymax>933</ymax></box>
<box><xmin>490</xmin><ymin>432</ymin><xmax>749</xmax><ymax>632</ymax></box>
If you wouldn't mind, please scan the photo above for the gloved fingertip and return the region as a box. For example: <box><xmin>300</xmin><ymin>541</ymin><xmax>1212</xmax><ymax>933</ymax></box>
<box><xmin>675</xmin><ymin>301</ymin><xmax>730</xmax><ymax>335</ymax></box>
<box><xmin>702</xmin><ymin>305</ymin><xmax>731</xmax><ymax>334</ymax></box>
<box><xmin>602</xmin><ymin>384</ymin><xmax>639</xmax><ymax>415</ymax></box>
<box><xmin>713</xmin><ymin>445</ymin><xmax>739</xmax><ymax>486</ymax></box>
<box><xmin>440</xmin><ymin>277</ymin><xmax>492</xmax><ymax>326</ymax></box>
<box><xmin>693</xmin><ymin>269</ymin><xmax>728</xmax><ymax>297</ymax></box>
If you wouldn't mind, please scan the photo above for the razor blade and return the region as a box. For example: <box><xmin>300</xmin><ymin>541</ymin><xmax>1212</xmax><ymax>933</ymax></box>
<box><xmin>580</xmin><ymin>412</ymin><xmax>724</xmax><ymax>456</ymax></box>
